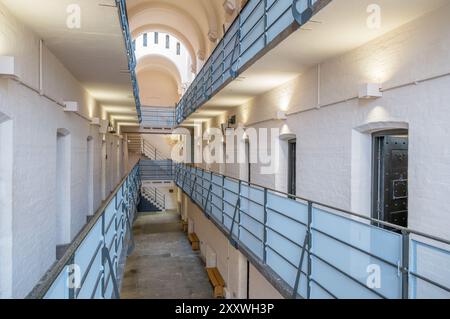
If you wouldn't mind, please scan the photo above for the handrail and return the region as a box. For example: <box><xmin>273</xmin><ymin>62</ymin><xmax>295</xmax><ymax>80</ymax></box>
<box><xmin>141</xmin><ymin>106</ymin><xmax>175</xmax><ymax>129</ymax></box>
<box><xmin>141</xmin><ymin>139</ymin><xmax>166</xmax><ymax>161</ymax></box>
<box><xmin>183</xmin><ymin>163</ymin><xmax>450</xmax><ymax>245</ymax></box>
<box><xmin>27</xmin><ymin>164</ymin><xmax>141</xmax><ymax>299</ymax></box>
<box><xmin>139</xmin><ymin>159</ymin><xmax>174</xmax><ymax>181</ymax></box>
<box><xmin>174</xmin><ymin>162</ymin><xmax>450</xmax><ymax>299</ymax></box>
<box><xmin>142</xmin><ymin>185</ymin><xmax>166</xmax><ymax>210</ymax></box>
<box><xmin>116</xmin><ymin>0</ymin><xmax>142</xmax><ymax>123</ymax></box>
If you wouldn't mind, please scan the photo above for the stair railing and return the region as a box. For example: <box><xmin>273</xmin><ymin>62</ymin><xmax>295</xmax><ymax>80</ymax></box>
<box><xmin>141</xmin><ymin>138</ymin><xmax>166</xmax><ymax>161</ymax></box>
<box><xmin>141</xmin><ymin>185</ymin><xmax>166</xmax><ymax>211</ymax></box>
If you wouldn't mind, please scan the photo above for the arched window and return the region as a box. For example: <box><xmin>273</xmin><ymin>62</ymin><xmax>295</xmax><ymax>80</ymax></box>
<box><xmin>154</xmin><ymin>32</ymin><xmax>159</xmax><ymax>44</ymax></box>
<box><xmin>176</xmin><ymin>42</ymin><xmax>181</xmax><ymax>55</ymax></box>
<box><xmin>165</xmin><ymin>35</ymin><xmax>170</xmax><ymax>49</ymax></box>
<box><xmin>143</xmin><ymin>33</ymin><xmax>148</xmax><ymax>47</ymax></box>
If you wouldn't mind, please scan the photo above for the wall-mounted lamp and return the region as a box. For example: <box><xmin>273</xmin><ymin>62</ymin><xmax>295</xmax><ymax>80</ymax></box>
<box><xmin>63</xmin><ymin>101</ymin><xmax>78</xmax><ymax>112</ymax></box>
<box><xmin>99</xmin><ymin>120</ymin><xmax>109</xmax><ymax>134</ymax></box>
<box><xmin>0</xmin><ymin>56</ymin><xmax>15</xmax><ymax>77</ymax></box>
<box><xmin>91</xmin><ymin>117</ymin><xmax>101</xmax><ymax>126</ymax></box>
<box><xmin>107</xmin><ymin>122</ymin><xmax>116</xmax><ymax>134</ymax></box>
<box><xmin>276</xmin><ymin>110</ymin><xmax>287</xmax><ymax>120</ymax></box>
<box><xmin>359</xmin><ymin>83</ymin><xmax>382</xmax><ymax>99</ymax></box>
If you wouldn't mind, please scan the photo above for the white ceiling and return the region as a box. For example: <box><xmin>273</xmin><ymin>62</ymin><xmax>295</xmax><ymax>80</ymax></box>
<box><xmin>1</xmin><ymin>0</ymin><xmax>136</xmax><ymax>122</ymax></box>
<box><xmin>187</xmin><ymin>0</ymin><xmax>449</xmax><ymax>124</ymax></box>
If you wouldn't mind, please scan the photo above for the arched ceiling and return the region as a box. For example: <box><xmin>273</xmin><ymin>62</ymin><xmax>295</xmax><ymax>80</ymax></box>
<box><xmin>122</xmin><ymin>0</ymin><xmax>245</xmax><ymax>131</ymax></box>
<box><xmin>136</xmin><ymin>54</ymin><xmax>182</xmax><ymax>91</ymax></box>
<box><xmin>127</xmin><ymin>0</ymin><xmax>227</xmax><ymax>67</ymax></box>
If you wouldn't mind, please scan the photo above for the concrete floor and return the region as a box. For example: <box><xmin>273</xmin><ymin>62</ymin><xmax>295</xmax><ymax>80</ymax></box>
<box><xmin>120</xmin><ymin>211</ymin><xmax>213</xmax><ymax>299</ymax></box>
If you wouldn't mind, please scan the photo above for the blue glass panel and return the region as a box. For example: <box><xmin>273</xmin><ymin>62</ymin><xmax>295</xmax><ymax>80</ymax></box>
<box><xmin>266</xmin><ymin>226</ymin><xmax>307</xmax><ymax>270</ymax></box>
<box><xmin>313</xmin><ymin>208</ymin><xmax>402</xmax><ymax>265</ymax></box>
<box><xmin>312</xmin><ymin>207</ymin><xmax>402</xmax><ymax>299</ymax></box>
<box><xmin>44</xmin><ymin>268</ymin><xmax>69</xmax><ymax>299</ymax></box>
<box><xmin>266</xmin><ymin>247</ymin><xmax>308</xmax><ymax>298</ymax></box>
<box><xmin>409</xmin><ymin>240</ymin><xmax>450</xmax><ymax>299</ymax></box>
<box><xmin>311</xmin><ymin>256</ymin><xmax>383</xmax><ymax>299</ymax></box>
<box><xmin>266</xmin><ymin>192</ymin><xmax>308</xmax><ymax>225</ymax></box>
<box><xmin>239</xmin><ymin>227</ymin><xmax>264</xmax><ymax>259</ymax></box>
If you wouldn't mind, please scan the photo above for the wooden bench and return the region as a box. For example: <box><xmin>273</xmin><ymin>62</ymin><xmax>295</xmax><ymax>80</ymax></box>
<box><xmin>206</xmin><ymin>267</ymin><xmax>225</xmax><ymax>299</ymax></box>
<box><xmin>181</xmin><ymin>220</ymin><xmax>188</xmax><ymax>233</ymax></box>
<box><xmin>188</xmin><ymin>233</ymin><xmax>200</xmax><ymax>251</ymax></box>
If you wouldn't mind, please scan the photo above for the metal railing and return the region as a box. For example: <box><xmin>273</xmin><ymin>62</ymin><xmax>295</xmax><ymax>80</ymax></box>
<box><xmin>139</xmin><ymin>159</ymin><xmax>174</xmax><ymax>181</ymax></box>
<box><xmin>28</xmin><ymin>165</ymin><xmax>141</xmax><ymax>299</ymax></box>
<box><xmin>141</xmin><ymin>106</ymin><xmax>175</xmax><ymax>129</ymax></box>
<box><xmin>142</xmin><ymin>185</ymin><xmax>166</xmax><ymax>211</ymax></box>
<box><xmin>175</xmin><ymin>0</ymin><xmax>325</xmax><ymax>124</ymax></box>
<box><xmin>117</xmin><ymin>0</ymin><xmax>142</xmax><ymax>123</ymax></box>
<box><xmin>174</xmin><ymin>163</ymin><xmax>450</xmax><ymax>299</ymax></box>
<box><xmin>141</xmin><ymin>138</ymin><xmax>166</xmax><ymax>161</ymax></box>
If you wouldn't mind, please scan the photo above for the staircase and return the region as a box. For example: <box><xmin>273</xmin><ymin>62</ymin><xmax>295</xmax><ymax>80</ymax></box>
<box><xmin>127</xmin><ymin>134</ymin><xmax>141</xmax><ymax>153</ymax></box>
<box><xmin>141</xmin><ymin>185</ymin><xmax>166</xmax><ymax>212</ymax></box>
<box><xmin>141</xmin><ymin>138</ymin><xmax>166</xmax><ymax>161</ymax></box>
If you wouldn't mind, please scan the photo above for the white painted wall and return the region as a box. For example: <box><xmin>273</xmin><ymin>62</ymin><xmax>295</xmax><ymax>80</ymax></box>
<box><xmin>205</xmin><ymin>4</ymin><xmax>450</xmax><ymax>240</ymax></box>
<box><xmin>142</xmin><ymin>134</ymin><xmax>176</xmax><ymax>159</ymax></box>
<box><xmin>0</xmin><ymin>3</ymin><xmax>129</xmax><ymax>298</ymax></box>
<box><xmin>175</xmin><ymin>4</ymin><xmax>450</xmax><ymax>298</ymax></box>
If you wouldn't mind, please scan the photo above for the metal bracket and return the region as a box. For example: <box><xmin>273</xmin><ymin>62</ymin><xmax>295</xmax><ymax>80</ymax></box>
<box><xmin>292</xmin><ymin>0</ymin><xmax>314</xmax><ymax>26</ymax></box>
<box><xmin>125</xmin><ymin>210</ymin><xmax>135</xmax><ymax>256</ymax></box>
<box><xmin>292</xmin><ymin>232</ymin><xmax>309</xmax><ymax>299</ymax></box>
<box><xmin>230</xmin><ymin>29</ymin><xmax>241</xmax><ymax>79</ymax></box>
<box><xmin>229</xmin><ymin>197</ymin><xmax>241</xmax><ymax>248</ymax></box>
<box><xmin>102</xmin><ymin>246</ymin><xmax>120</xmax><ymax>299</ymax></box>
<box><xmin>181</xmin><ymin>169</ymin><xmax>188</xmax><ymax>190</ymax></box>
<box><xmin>203</xmin><ymin>184</ymin><xmax>213</xmax><ymax>217</ymax></box>
<box><xmin>190</xmin><ymin>176</ymin><xmax>198</xmax><ymax>199</ymax></box>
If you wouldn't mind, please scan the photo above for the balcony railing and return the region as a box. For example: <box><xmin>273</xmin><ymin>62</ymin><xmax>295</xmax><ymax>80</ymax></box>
<box><xmin>140</xmin><ymin>160</ymin><xmax>174</xmax><ymax>181</ymax></box>
<box><xmin>174</xmin><ymin>163</ymin><xmax>450</xmax><ymax>299</ymax></box>
<box><xmin>175</xmin><ymin>0</ymin><xmax>324</xmax><ymax>124</ymax></box>
<box><xmin>141</xmin><ymin>106</ymin><xmax>176</xmax><ymax>129</ymax></box>
<box><xmin>28</xmin><ymin>165</ymin><xmax>141</xmax><ymax>299</ymax></box>
<box><xmin>117</xmin><ymin>0</ymin><xmax>142</xmax><ymax>123</ymax></box>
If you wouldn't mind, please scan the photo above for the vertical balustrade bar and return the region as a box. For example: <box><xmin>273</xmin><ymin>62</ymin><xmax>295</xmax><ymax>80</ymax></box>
<box><xmin>264</xmin><ymin>0</ymin><xmax>268</xmax><ymax>46</ymax></box>
<box><xmin>263</xmin><ymin>188</ymin><xmax>268</xmax><ymax>264</ymax></box>
<box><xmin>238</xmin><ymin>180</ymin><xmax>242</xmax><ymax>242</ymax></box>
<box><xmin>222</xmin><ymin>175</ymin><xmax>225</xmax><ymax>225</ymax></box>
<box><xmin>68</xmin><ymin>255</ymin><xmax>75</xmax><ymax>299</ymax></box>
<box><xmin>307</xmin><ymin>201</ymin><xmax>313</xmax><ymax>299</ymax></box>
<box><xmin>402</xmin><ymin>230</ymin><xmax>410</xmax><ymax>299</ymax></box>
<box><xmin>101</xmin><ymin>212</ymin><xmax>106</xmax><ymax>299</ymax></box>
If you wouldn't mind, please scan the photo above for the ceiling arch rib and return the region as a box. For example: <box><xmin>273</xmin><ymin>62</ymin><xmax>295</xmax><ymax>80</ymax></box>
<box><xmin>200</xmin><ymin>0</ymin><xmax>220</xmax><ymax>45</ymax></box>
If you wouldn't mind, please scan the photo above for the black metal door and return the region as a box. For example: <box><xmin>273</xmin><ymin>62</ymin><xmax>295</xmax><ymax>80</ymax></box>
<box><xmin>373</xmin><ymin>133</ymin><xmax>408</xmax><ymax>228</ymax></box>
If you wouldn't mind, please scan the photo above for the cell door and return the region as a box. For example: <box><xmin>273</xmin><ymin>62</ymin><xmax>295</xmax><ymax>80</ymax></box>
<box><xmin>373</xmin><ymin>131</ymin><xmax>408</xmax><ymax>228</ymax></box>
<box><xmin>288</xmin><ymin>139</ymin><xmax>297</xmax><ymax>196</ymax></box>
